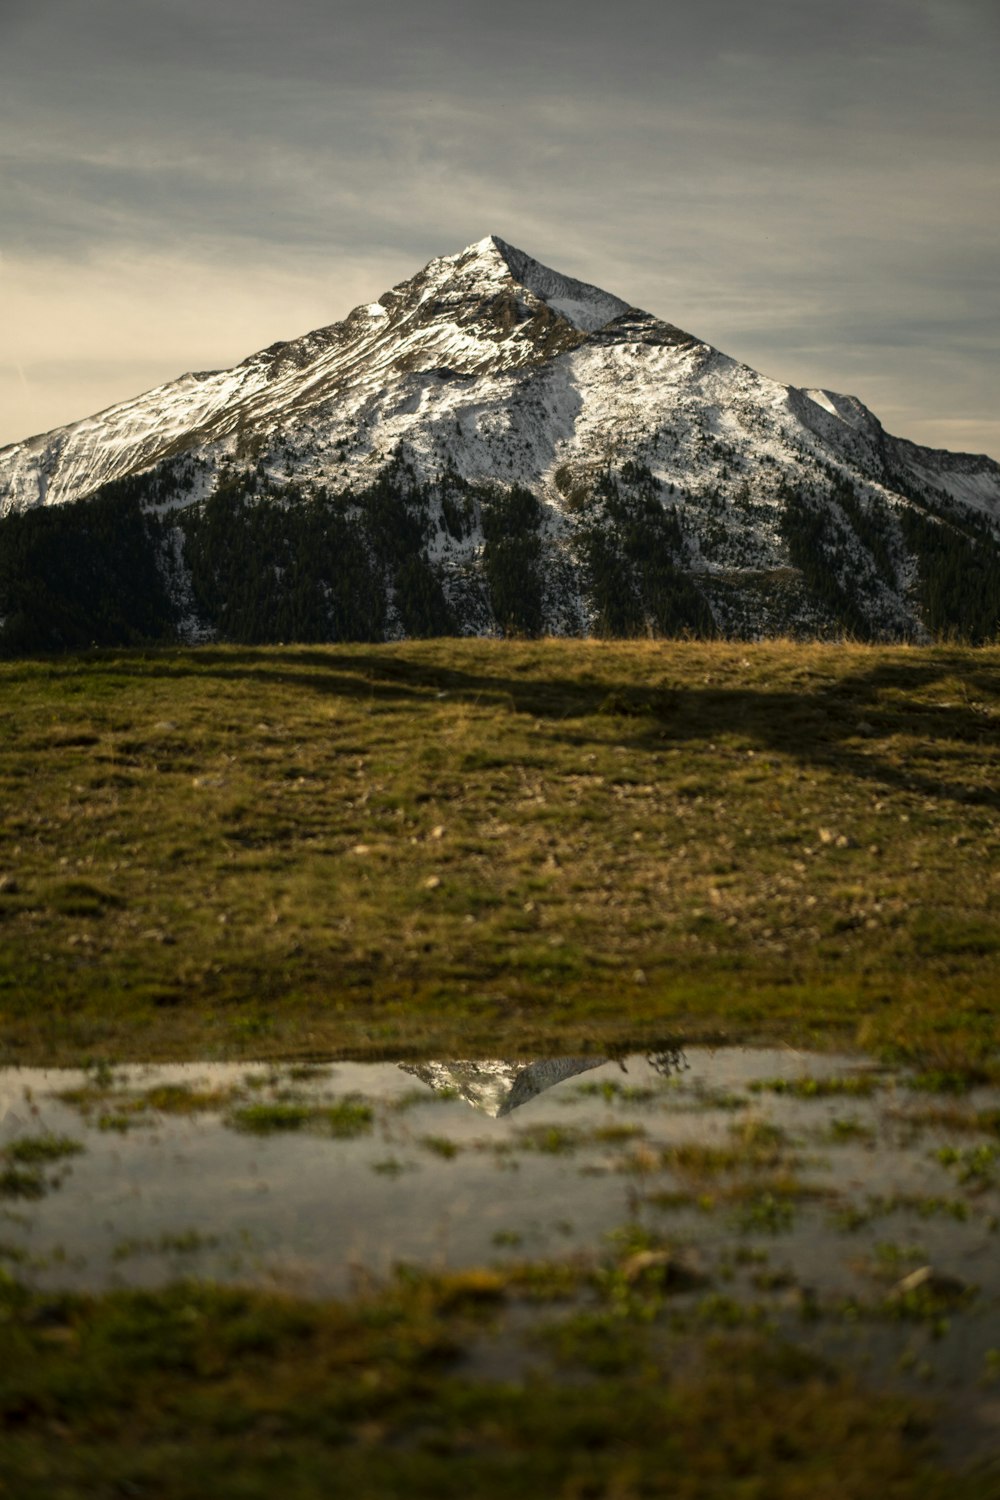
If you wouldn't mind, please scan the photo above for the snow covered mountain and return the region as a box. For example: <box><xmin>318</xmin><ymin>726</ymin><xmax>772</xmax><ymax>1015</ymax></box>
<box><xmin>1</xmin><ymin>234</ymin><xmax>998</xmax><ymax>648</ymax></box>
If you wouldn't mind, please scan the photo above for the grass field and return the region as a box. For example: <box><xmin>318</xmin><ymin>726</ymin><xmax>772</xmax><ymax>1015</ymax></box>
<box><xmin>3</xmin><ymin>636</ymin><xmax>1000</xmax><ymax>1495</ymax></box>
<box><xmin>1</xmin><ymin>638</ymin><xmax>997</xmax><ymax>1072</ymax></box>
<box><xmin>5</xmin><ymin>1268</ymin><xmax>998</xmax><ymax>1500</ymax></box>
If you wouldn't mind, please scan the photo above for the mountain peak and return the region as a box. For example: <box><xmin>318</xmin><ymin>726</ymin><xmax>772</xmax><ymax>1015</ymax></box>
<box><xmin>465</xmin><ymin>233</ymin><xmax>508</xmax><ymax>258</ymax></box>
<box><xmin>451</xmin><ymin>234</ymin><xmax>632</xmax><ymax>333</ymax></box>
<box><xmin>3</xmin><ymin>230</ymin><xmax>998</xmax><ymax>655</ymax></box>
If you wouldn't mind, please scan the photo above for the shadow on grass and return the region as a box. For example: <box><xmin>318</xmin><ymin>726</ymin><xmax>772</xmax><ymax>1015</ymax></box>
<box><xmin>8</xmin><ymin>644</ymin><xmax>1000</xmax><ymax>812</ymax></box>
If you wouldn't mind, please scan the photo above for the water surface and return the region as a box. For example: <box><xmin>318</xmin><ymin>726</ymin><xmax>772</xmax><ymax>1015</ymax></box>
<box><xmin>3</xmin><ymin>1045</ymin><xmax>999</xmax><ymax>1457</ymax></box>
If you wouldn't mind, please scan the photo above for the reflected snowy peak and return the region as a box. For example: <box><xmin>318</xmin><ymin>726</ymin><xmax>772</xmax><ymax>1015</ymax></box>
<box><xmin>399</xmin><ymin>1057</ymin><xmax>606</xmax><ymax>1116</ymax></box>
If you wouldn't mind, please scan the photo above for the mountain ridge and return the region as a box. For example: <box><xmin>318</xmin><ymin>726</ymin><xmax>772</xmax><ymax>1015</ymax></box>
<box><xmin>1</xmin><ymin>235</ymin><xmax>998</xmax><ymax>650</ymax></box>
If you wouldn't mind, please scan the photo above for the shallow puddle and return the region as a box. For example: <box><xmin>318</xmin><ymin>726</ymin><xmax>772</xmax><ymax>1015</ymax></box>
<box><xmin>3</xmin><ymin>1046</ymin><xmax>999</xmax><ymax>1457</ymax></box>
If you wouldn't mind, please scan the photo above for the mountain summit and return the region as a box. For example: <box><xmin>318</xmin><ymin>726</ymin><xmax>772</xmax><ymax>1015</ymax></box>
<box><xmin>1</xmin><ymin>236</ymin><xmax>998</xmax><ymax>649</ymax></box>
<box><xmin>0</xmin><ymin>234</ymin><xmax>665</xmax><ymax>514</ymax></box>
<box><xmin>466</xmin><ymin>234</ymin><xmax>633</xmax><ymax>332</ymax></box>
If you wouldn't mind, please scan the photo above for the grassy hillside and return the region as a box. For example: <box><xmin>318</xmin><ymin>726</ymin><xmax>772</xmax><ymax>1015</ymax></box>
<box><xmin>0</xmin><ymin>639</ymin><xmax>997</xmax><ymax>1070</ymax></box>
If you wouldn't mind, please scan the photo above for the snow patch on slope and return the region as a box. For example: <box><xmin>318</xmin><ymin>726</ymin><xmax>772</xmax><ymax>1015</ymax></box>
<box><xmin>804</xmin><ymin>389</ymin><xmax>840</xmax><ymax>417</ymax></box>
<box><xmin>897</xmin><ymin>452</ymin><xmax>1000</xmax><ymax>520</ymax></box>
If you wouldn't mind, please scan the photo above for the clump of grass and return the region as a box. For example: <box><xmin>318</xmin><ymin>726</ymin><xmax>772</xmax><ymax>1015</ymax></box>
<box><xmin>749</xmin><ymin>1074</ymin><xmax>883</xmax><ymax>1100</ymax></box>
<box><xmin>882</xmin><ymin>1280</ymin><xmax>976</xmax><ymax>1325</ymax></box>
<box><xmin>826</xmin><ymin>1116</ymin><xmax>876</xmax><ymax>1144</ymax></box>
<box><xmin>140</xmin><ymin>1084</ymin><xmax>235</xmax><ymax>1114</ymax></box>
<box><xmin>113</xmin><ymin>1230</ymin><xmax>219</xmax><ymax>1261</ymax></box>
<box><xmin>572</xmin><ymin>1080</ymin><xmax>658</xmax><ymax>1105</ymax></box>
<box><xmin>0</xmin><ymin>1164</ymin><xmax>47</xmax><ymax>1200</ymax></box>
<box><xmin>59</xmin><ymin>1079</ymin><xmax>237</xmax><ymax>1122</ymax></box>
<box><xmin>284</xmin><ymin>1064</ymin><xmax>333</xmax><ymax>1082</ymax></box>
<box><xmin>390</xmin><ymin>1088</ymin><xmax>459</xmax><ymax>1111</ymax></box>
<box><xmin>832</xmin><ymin>1193</ymin><xmax>971</xmax><ymax>1232</ymax></box>
<box><xmin>686</xmin><ymin>1085</ymin><xmax>749</xmax><ymax>1112</ymax></box>
<box><xmin>228</xmin><ymin>1097</ymin><xmax>374</xmax><ymax>1137</ymax></box>
<box><xmin>96</xmin><ymin>1110</ymin><xmax>156</xmax><ymax>1134</ymax></box>
<box><xmin>892</xmin><ymin>1104</ymin><xmax>1000</xmax><ymax>1135</ymax></box>
<box><xmin>868</xmin><ymin>1241</ymin><xmax>927</xmax><ymax>1280</ymax></box>
<box><xmin>935</xmin><ymin>1142</ymin><xmax>1000</xmax><ymax>1187</ymax></box>
<box><xmin>228</xmin><ymin>1100</ymin><xmax>313</xmax><ymax>1133</ymax></box>
<box><xmin>668</xmin><ymin>1171</ymin><xmax>823</xmax><ymax>1221</ymax></box>
<box><xmin>731</xmin><ymin>1191</ymin><xmax>798</xmax><ymax>1233</ymax></box>
<box><xmin>491</xmin><ymin>1229</ymin><xmax>524</xmax><ymax>1248</ymax></box>
<box><xmin>318</xmin><ymin>1098</ymin><xmax>377</xmax><ymax>1138</ymax></box>
<box><xmin>0</xmin><ymin>1133</ymin><xmax>83</xmax><ymax>1200</ymax></box>
<box><xmin>4</xmin><ymin>1134</ymin><xmax>84</xmax><ymax>1165</ymax></box>
<box><xmin>907</xmin><ymin>1069</ymin><xmax>988</xmax><ymax>1095</ymax></box>
<box><xmin>604</xmin><ymin>1223</ymin><xmax>665</xmax><ymax>1258</ymax></box>
<box><xmin>662</xmin><ymin>1117</ymin><xmax>793</xmax><ymax>1182</ymax></box>
<box><xmin>694</xmin><ymin>1292</ymin><xmax>769</xmax><ymax>1328</ymax></box>
<box><xmin>513</xmin><ymin>1124</ymin><xmax>582</xmax><ymax>1155</ymax></box>
<box><xmin>645</xmin><ymin>1189</ymin><xmax>700</xmax><ymax>1212</ymax></box>
<box><xmin>663</xmin><ymin>1143</ymin><xmax>747</xmax><ymax>1175</ymax></box>
<box><xmin>588</xmin><ymin>1122</ymin><xmax>646</xmax><ymax>1146</ymax></box>
<box><xmin>419</xmin><ymin>1136</ymin><xmax>461</xmax><ymax>1160</ymax></box>
<box><xmin>64</xmin><ymin>1074</ymin><xmax>363</xmax><ymax>1136</ymax></box>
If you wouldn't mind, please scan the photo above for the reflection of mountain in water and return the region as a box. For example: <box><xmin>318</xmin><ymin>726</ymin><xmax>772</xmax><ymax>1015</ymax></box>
<box><xmin>400</xmin><ymin>1058</ymin><xmax>606</xmax><ymax>1117</ymax></box>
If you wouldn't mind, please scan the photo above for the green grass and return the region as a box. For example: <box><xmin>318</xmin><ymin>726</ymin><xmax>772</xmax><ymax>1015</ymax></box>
<box><xmin>0</xmin><ymin>1164</ymin><xmax>47</xmax><ymax>1200</ymax></box>
<box><xmin>2</xmin><ymin>1270</ymin><xmax>998</xmax><ymax>1498</ymax></box>
<box><xmin>227</xmin><ymin>1098</ymin><xmax>374</xmax><ymax>1137</ymax></box>
<box><xmin>825</xmin><ymin>1116</ymin><xmax>876</xmax><ymax>1144</ymax></box>
<box><xmin>748</xmin><ymin>1074</ymin><xmax>884</xmax><ymax>1099</ymax></box>
<box><xmin>0</xmin><ymin>638</ymin><xmax>998</xmax><ymax>1072</ymax></box>
<box><xmin>0</xmin><ymin>1133</ymin><xmax>84</xmax><ymax>1200</ymax></box>
<box><xmin>3</xmin><ymin>1134</ymin><xmax>84</xmax><ymax>1165</ymax></box>
<box><xmin>112</xmin><ymin>1230</ymin><xmax>220</xmax><ymax>1261</ymax></box>
<box><xmin>419</xmin><ymin>1134</ymin><xmax>462</xmax><ymax>1159</ymax></box>
<box><xmin>934</xmin><ymin>1143</ymin><xmax>1000</xmax><ymax>1186</ymax></box>
<box><xmin>513</xmin><ymin>1123</ymin><xmax>583</xmax><ymax>1155</ymax></box>
<box><xmin>59</xmin><ymin>1080</ymin><xmax>235</xmax><ymax>1116</ymax></box>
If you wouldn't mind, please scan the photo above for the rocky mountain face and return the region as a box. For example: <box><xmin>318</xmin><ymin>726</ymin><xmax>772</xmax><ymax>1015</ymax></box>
<box><xmin>1</xmin><ymin>234</ymin><xmax>998</xmax><ymax>650</ymax></box>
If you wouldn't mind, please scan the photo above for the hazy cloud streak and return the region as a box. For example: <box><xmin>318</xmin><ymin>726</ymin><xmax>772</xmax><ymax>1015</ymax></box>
<box><xmin>2</xmin><ymin>0</ymin><xmax>997</xmax><ymax>454</ymax></box>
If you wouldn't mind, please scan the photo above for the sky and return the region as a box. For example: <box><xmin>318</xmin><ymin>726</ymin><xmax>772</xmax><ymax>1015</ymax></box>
<box><xmin>2</xmin><ymin>0</ymin><xmax>998</xmax><ymax>459</ymax></box>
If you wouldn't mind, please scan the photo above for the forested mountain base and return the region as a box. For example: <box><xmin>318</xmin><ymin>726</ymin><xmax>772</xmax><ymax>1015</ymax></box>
<box><xmin>1</xmin><ymin>456</ymin><xmax>998</xmax><ymax>653</ymax></box>
<box><xmin>0</xmin><ymin>481</ymin><xmax>178</xmax><ymax>653</ymax></box>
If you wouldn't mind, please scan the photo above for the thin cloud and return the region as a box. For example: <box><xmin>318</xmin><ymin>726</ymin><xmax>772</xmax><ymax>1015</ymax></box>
<box><xmin>1</xmin><ymin>0</ymin><xmax>997</xmax><ymax>456</ymax></box>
